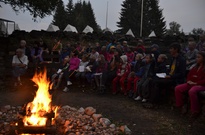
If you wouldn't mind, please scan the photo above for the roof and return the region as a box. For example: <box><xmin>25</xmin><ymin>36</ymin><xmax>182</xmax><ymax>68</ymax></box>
<box><xmin>0</xmin><ymin>18</ymin><xmax>15</xmax><ymax>23</ymax></box>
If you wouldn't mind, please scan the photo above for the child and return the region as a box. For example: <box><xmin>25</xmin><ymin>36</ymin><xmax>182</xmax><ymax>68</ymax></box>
<box><xmin>155</xmin><ymin>54</ymin><xmax>167</xmax><ymax>73</ymax></box>
<box><xmin>94</xmin><ymin>55</ymin><xmax>108</xmax><ymax>92</ymax></box>
<box><xmin>126</xmin><ymin>53</ymin><xmax>145</xmax><ymax>97</ymax></box>
<box><xmin>112</xmin><ymin>55</ymin><xmax>131</xmax><ymax>95</ymax></box>
<box><xmin>135</xmin><ymin>54</ymin><xmax>155</xmax><ymax>102</ymax></box>
<box><xmin>51</xmin><ymin>56</ymin><xmax>70</xmax><ymax>89</ymax></box>
<box><xmin>75</xmin><ymin>54</ymin><xmax>89</xmax><ymax>88</ymax></box>
<box><xmin>126</xmin><ymin>48</ymin><xmax>135</xmax><ymax>63</ymax></box>
<box><xmin>85</xmin><ymin>55</ymin><xmax>98</xmax><ymax>88</ymax></box>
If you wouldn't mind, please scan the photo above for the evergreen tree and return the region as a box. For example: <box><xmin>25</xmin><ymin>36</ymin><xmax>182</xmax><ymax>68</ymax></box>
<box><xmin>52</xmin><ymin>0</ymin><xmax>67</xmax><ymax>30</ymax></box>
<box><xmin>85</xmin><ymin>1</ymin><xmax>98</xmax><ymax>31</ymax></box>
<box><xmin>65</xmin><ymin>0</ymin><xmax>74</xmax><ymax>25</ymax></box>
<box><xmin>117</xmin><ymin>0</ymin><xmax>141</xmax><ymax>36</ymax></box>
<box><xmin>72</xmin><ymin>1</ymin><xmax>85</xmax><ymax>31</ymax></box>
<box><xmin>117</xmin><ymin>0</ymin><xmax>166</xmax><ymax>37</ymax></box>
<box><xmin>52</xmin><ymin>0</ymin><xmax>99</xmax><ymax>32</ymax></box>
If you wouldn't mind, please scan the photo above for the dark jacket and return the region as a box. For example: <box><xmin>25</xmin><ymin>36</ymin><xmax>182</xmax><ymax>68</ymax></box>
<box><xmin>141</xmin><ymin>61</ymin><xmax>155</xmax><ymax>79</ymax></box>
<box><xmin>155</xmin><ymin>61</ymin><xmax>167</xmax><ymax>73</ymax></box>
<box><xmin>168</xmin><ymin>54</ymin><xmax>186</xmax><ymax>84</ymax></box>
<box><xmin>132</xmin><ymin>60</ymin><xmax>145</xmax><ymax>77</ymax></box>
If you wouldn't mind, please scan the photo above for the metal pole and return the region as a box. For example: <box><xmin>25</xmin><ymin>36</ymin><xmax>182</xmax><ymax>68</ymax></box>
<box><xmin>140</xmin><ymin>0</ymin><xmax>144</xmax><ymax>37</ymax></box>
<box><xmin>106</xmin><ymin>1</ymin><xmax>108</xmax><ymax>29</ymax></box>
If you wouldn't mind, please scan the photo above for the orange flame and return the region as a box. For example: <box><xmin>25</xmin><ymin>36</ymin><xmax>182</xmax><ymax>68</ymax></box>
<box><xmin>23</xmin><ymin>70</ymin><xmax>56</xmax><ymax>126</ymax></box>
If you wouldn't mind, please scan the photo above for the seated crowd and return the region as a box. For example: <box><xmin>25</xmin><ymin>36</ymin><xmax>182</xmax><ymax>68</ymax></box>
<box><xmin>11</xmin><ymin>34</ymin><xmax>205</xmax><ymax>119</ymax></box>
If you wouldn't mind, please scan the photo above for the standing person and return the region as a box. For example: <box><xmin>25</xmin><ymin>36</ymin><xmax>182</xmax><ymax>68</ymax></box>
<box><xmin>175</xmin><ymin>52</ymin><xmax>205</xmax><ymax>118</ymax></box>
<box><xmin>62</xmin><ymin>51</ymin><xmax>80</xmax><ymax>92</ymax></box>
<box><xmin>112</xmin><ymin>55</ymin><xmax>131</xmax><ymax>95</ymax></box>
<box><xmin>149</xmin><ymin>43</ymin><xmax>186</xmax><ymax>104</ymax></box>
<box><xmin>12</xmin><ymin>49</ymin><xmax>29</xmax><ymax>86</ymax></box>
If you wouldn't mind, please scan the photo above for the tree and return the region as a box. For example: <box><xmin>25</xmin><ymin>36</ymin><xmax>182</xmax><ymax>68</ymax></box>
<box><xmin>166</xmin><ymin>21</ymin><xmax>181</xmax><ymax>35</ymax></box>
<box><xmin>52</xmin><ymin>0</ymin><xmax>99</xmax><ymax>32</ymax></box>
<box><xmin>71</xmin><ymin>0</ymin><xmax>98</xmax><ymax>32</ymax></box>
<box><xmin>0</xmin><ymin>0</ymin><xmax>58</xmax><ymax>19</ymax></box>
<box><xmin>84</xmin><ymin>1</ymin><xmax>98</xmax><ymax>31</ymax></box>
<box><xmin>191</xmin><ymin>28</ymin><xmax>205</xmax><ymax>35</ymax></box>
<box><xmin>65</xmin><ymin>0</ymin><xmax>74</xmax><ymax>26</ymax></box>
<box><xmin>52</xmin><ymin>0</ymin><xmax>67</xmax><ymax>30</ymax></box>
<box><xmin>72</xmin><ymin>1</ymin><xmax>85</xmax><ymax>31</ymax></box>
<box><xmin>117</xmin><ymin>0</ymin><xmax>166</xmax><ymax>37</ymax></box>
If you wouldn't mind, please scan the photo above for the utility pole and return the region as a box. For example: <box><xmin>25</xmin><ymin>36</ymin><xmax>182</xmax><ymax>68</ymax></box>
<box><xmin>106</xmin><ymin>1</ymin><xmax>109</xmax><ymax>29</ymax></box>
<box><xmin>140</xmin><ymin>0</ymin><xmax>144</xmax><ymax>37</ymax></box>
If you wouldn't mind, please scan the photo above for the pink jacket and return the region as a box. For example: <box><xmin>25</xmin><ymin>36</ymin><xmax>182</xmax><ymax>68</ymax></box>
<box><xmin>69</xmin><ymin>57</ymin><xmax>80</xmax><ymax>71</ymax></box>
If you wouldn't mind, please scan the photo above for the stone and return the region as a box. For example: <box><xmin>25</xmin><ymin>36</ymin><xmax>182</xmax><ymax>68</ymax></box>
<box><xmin>84</xmin><ymin>107</ymin><xmax>96</xmax><ymax>116</ymax></box>
<box><xmin>110</xmin><ymin>124</ymin><xmax>116</xmax><ymax>128</ymax></box>
<box><xmin>82</xmin><ymin>125</ymin><xmax>89</xmax><ymax>131</ymax></box>
<box><xmin>4</xmin><ymin>105</ymin><xmax>11</xmax><ymax>110</ymax></box>
<box><xmin>64</xmin><ymin>120</ymin><xmax>71</xmax><ymax>127</ymax></box>
<box><xmin>92</xmin><ymin>114</ymin><xmax>102</xmax><ymax>122</ymax></box>
<box><xmin>78</xmin><ymin>107</ymin><xmax>85</xmax><ymax>114</ymax></box>
<box><xmin>120</xmin><ymin>125</ymin><xmax>132</xmax><ymax>135</ymax></box>
<box><xmin>99</xmin><ymin>118</ymin><xmax>111</xmax><ymax>127</ymax></box>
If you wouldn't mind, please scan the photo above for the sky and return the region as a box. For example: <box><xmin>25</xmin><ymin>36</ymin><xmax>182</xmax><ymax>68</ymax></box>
<box><xmin>0</xmin><ymin>0</ymin><xmax>205</xmax><ymax>33</ymax></box>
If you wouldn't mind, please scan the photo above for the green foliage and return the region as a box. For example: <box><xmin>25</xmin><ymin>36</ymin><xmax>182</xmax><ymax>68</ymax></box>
<box><xmin>52</xmin><ymin>0</ymin><xmax>67</xmax><ymax>30</ymax></box>
<box><xmin>52</xmin><ymin>0</ymin><xmax>99</xmax><ymax>32</ymax></box>
<box><xmin>166</xmin><ymin>21</ymin><xmax>181</xmax><ymax>35</ymax></box>
<box><xmin>117</xmin><ymin>0</ymin><xmax>166</xmax><ymax>37</ymax></box>
<box><xmin>0</xmin><ymin>0</ymin><xmax>58</xmax><ymax>19</ymax></box>
<box><xmin>191</xmin><ymin>28</ymin><xmax>205</xmax><ymax>35</ymax></box>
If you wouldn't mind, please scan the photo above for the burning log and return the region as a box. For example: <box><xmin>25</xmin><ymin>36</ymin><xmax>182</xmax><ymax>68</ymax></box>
<box><xmin>16</xmin><ymin>126</ymin><xmax>56</xmax><ymax>134</ymax></box>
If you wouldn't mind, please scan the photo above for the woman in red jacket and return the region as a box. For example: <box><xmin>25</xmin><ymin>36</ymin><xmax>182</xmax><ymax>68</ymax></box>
<box><xmin>175</xmin><ymin>52</ymin><xmax>205</xmax><ymax>117</ymax></box>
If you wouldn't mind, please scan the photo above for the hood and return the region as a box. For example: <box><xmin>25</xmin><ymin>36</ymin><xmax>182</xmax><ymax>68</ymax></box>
<box><xmin>120</xmin><ymin>55</ymin><xmax>128</xmax><ymax>64</ymax></box>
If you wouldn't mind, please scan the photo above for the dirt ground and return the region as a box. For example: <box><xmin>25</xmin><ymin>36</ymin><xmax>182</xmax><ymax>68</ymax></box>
<box><xmin>1</xmin><ymin>75</ymin><xmax>205</xmax><ymax>135</ymax></box>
